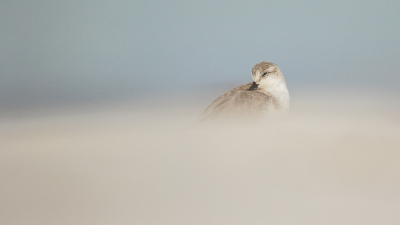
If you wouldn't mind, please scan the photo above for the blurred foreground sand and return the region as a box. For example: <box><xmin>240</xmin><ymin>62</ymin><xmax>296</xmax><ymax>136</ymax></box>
<box><xmin>1</xmin><ymin>88</ymin><xmax>400</xmax><ymax>225</ymax></box>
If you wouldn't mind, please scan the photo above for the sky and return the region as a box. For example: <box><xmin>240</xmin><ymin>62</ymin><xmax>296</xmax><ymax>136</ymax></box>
<box><xmin>1</xmin><ymin>0</ymin><xmax>399</xmax><ymax>109</ymax></box>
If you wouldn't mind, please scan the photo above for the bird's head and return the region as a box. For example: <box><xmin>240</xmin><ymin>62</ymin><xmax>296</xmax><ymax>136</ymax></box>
<box><xmin>248</xmin><ymin>61</ymin><xmax>284</xmax><ymax>91</ymax></box>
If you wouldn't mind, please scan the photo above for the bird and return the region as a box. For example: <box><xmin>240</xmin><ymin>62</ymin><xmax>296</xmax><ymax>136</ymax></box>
<box><xmin>195</xmin><ymin>61</ymin><xmax>290</xmax><ymax>122</ymax></box>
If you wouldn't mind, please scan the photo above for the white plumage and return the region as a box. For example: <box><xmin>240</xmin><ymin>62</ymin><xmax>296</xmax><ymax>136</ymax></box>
<box><xmin>196</xmin><ymin>61</ymin><xmax>290</xmax><ymax>122</ymax></box>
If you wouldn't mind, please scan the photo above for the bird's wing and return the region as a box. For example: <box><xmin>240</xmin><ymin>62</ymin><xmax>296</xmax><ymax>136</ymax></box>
<box><xmin>195</xmin><ymin>83</ymin><xmax>252</xmax><ymax>122</ymax></box>
<box><xmin>226</xmin><ymin>90</ymin><xmax>271</xmax><ymax>115</ymax></box>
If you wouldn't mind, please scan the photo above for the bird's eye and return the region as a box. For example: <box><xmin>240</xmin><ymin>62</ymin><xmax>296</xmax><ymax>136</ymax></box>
<box><xmin>262</xmin><ymin>72</ymin><xmax>268</xmax><ymax>77</ymax></box>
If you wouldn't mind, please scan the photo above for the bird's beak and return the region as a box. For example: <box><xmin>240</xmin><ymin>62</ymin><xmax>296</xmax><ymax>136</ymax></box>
<box><xmin>248</xmin><ymin>82</ymin><xmax>258</xmax><ymax>91</ymax></box>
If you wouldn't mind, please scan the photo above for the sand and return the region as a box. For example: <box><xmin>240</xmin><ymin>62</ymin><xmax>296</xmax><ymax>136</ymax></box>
<box><xmin>1</xmin><ymin>87</ymin><xmax>400</xmax><ymax>225</ymax></box>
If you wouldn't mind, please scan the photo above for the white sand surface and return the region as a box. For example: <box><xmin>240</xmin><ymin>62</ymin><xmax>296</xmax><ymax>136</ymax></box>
<box><xmin>1</xmin><ymin>88</ymin><xmax>400</xmax><ymax>225</ymax></box>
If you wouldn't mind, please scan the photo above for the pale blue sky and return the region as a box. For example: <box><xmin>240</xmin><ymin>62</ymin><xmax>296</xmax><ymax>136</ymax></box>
<box><xmin>1</xmin><ymin>0</ymin><xmax>399</xmax><ymax>108</ymax></box>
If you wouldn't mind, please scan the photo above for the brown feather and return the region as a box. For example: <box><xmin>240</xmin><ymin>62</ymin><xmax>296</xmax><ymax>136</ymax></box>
<box><xmin>195</xmin><ymin>83</ymin><xmax>275</xmax><ymax>122</ymax></box>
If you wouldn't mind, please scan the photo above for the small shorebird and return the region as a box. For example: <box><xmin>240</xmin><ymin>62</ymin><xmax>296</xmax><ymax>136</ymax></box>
<box><xmin>195</xmin><ymin>61</ymin><xmax>290</xmax><ymax>122</ymax></box>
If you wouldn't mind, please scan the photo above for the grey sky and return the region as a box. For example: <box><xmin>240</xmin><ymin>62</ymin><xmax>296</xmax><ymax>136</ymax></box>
<box><xmin>1</xmin><ymin>0</ymin><xmax>399</xmax><ymax>108</ymax></box>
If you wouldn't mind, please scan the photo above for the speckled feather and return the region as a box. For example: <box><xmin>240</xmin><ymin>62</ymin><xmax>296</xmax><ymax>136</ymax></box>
<box><xmin>195</xmin><ymin>83</ymin><xmax>275</xmax><ymax>122</ymax></box>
